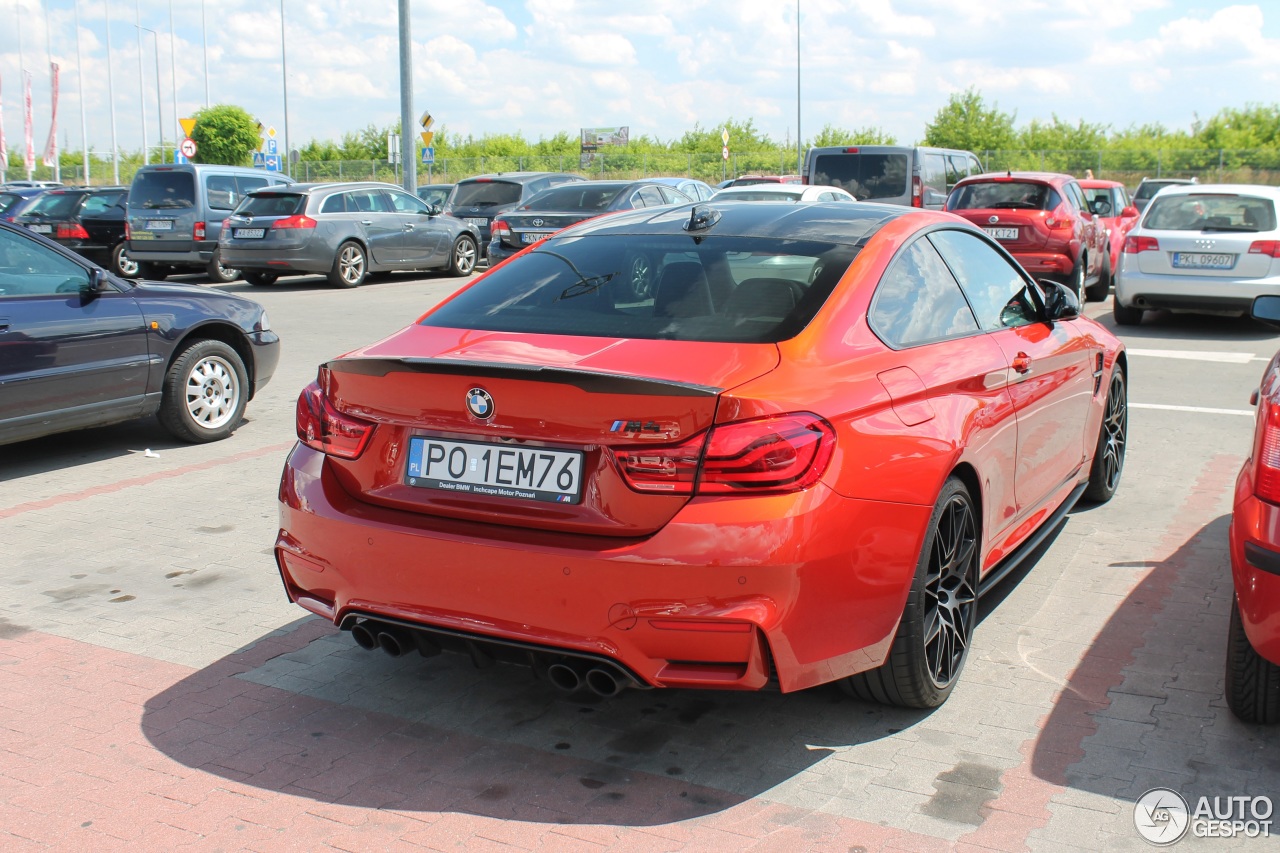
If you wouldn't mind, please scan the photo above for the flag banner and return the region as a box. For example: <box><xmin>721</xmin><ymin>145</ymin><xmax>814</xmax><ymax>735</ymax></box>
<box><xmin>23</xmin><ymin>70</ymin><xmax>35</xmax><ymax>173</ymax></box>
<box><xmin>41</xmin><ymin>62</ymin><xmax>60</xmax><ymax>168</ymax></box>
<box><xmin>0</xmin><ymin>73</ymin><xmax>8</xmax><ymax>167</ymax></box>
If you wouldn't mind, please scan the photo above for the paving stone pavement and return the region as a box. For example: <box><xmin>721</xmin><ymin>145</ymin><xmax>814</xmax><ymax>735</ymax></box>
<box><xmin>1</xmin><ymin>278</ymin><xmax>1277</xmax><ymax>851</ymax></box>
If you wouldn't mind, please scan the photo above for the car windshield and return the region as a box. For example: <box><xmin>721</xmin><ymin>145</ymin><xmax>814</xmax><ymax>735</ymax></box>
<box><xmin>23</xmin><ymin>192</ymin><xmax>85</xmax><ymax>219</ymax></box>
<box><xmin>130</xmin><ymin>171</ymin><xmax>196</xmax><ymax>209</ymax></box>
<box><xmin>1142</xmin><ymin>194</ymin><xmax>1277</xmax><ymax>232</ymax></box>
<box><xmin>237</xmin><ymin>193</ymin><xmax>305</xmax><ymax>216</ymax></box>
<box><xmin>422</xmin><ymin>234</ymin><xmax>858</xmax><ymax>343</ymax></box>
<box><xmin>521</xmin><ymin>185</ymin><xmax>626</xmax><ymax>211</ymax></box>
<box><xmin>450</xmin><ymin>180</ymin><xmax>523</xmax><ymax>208</ymax></box>
<box><xmin>810</xmin><ymin>154</ymin><xmax>908</xmax><ymax>201</ymax></box>
<box><xmin>948</xmin><ymin>181</ymin><xmax>1054</xmax><ymax>211</ymax></box>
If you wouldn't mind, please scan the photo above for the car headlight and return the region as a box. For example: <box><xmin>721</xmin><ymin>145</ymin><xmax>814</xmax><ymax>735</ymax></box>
<box><xmin>258</xmin><ymin>311</ymin><xmax>271</xmax><ymax>332</ymax></box>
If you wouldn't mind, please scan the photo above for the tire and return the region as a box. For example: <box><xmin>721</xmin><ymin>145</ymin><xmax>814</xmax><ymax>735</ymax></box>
<box><xmin>1065</xmin><ymin>256</ymin><xmax>1086</xmax><ymax>303</ymax></box>
<box><xmin>158</xmin><ymin>339</ymin><xmax>249</xmax><ymax>443</ymax></box>
<box><xmin>625</xmin><ymin>252</ymin><xmax>653</xmax><ymax>300</ymax></box>
<box><xmin>1113</xmin><ymin>298</ymin><xmax>1143</xmax><ymax>326</ymax></box>
<box><xmin>111</xmin><ymin>242</ymin><xmax>140</xmax><ymax>278</ymax></box>
<box><xmin>135</xmin><ymin>261</ymin><xmax>168</xmax><ymax>281</ymax></box>
<box><xmin>1084</xmin><ymin>368</ymin><xmax>1127</xmax><ymax>502</ymax></box>
<box><xmin>448</xmin><ymin>235</ymin><xmax>478</xmax><ymax>277</ymax></box>
<box><xmin>844</xmin><ymin>477</ymin><xmax>979</xmax><ymax>708</ymax></box>
<box><xmin>1085</xmin><ymin>253</ymin><xmax>1110</xmax><ymax>302</ymax></box>
<box><xmin>329</xmin><ymin>240</ymin><xmax>367</xmax><ymax>288</ymax></box>
<box><xmin>1225</xmin><ymin>594</ymin><xmax>1280</xmax><ymax>724</ymax></box>
<box><xmin>206</xmin><ymin>248</ymin><xmax>240</xmax><ymax>284</ymax></box>
<box><xmin>242</xmin><ymin>270</ymin><xmax>279</xmax><ymax>287</ymax></box>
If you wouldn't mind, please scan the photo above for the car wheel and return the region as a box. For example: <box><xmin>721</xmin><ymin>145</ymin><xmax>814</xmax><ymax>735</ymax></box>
<box><xmin>135</xmin><ymin>261</ymin><xmax>168</xmax><ymax>281</ymax></box>
<box><xmin>1084</xmin><ymin>367</ymin><xmax>1126</xmax><ymax>502</ymax></box>
<box><xmin>111</xmin><ymin>242</ymin><xmax>140</xmax><ymax>278</ymax></box>
<box><xmin>242</xmin><ymin>270</ymin><xmax>279</xmax><ymax>287</ymax></box>
<box><xmin>158</xmin><ymin>339</ymin><xmax>249</xmax><ymax>443</ymax></box>
<box><xmin>449</xmin><ymin>235</ymin><xmax>478</xmax><ymax>276</ymax></box>
<box><xmin>844</xmin><ymin>476</ymin><xmax>979</xmax><ymax>708</ymax></box>
<box><xmin>329</xmin><ymin>240</ymin><xmax>367</xmax><ymax>288</ymax></box>
<box><xmin>1066</xmin><ymin>256</ymin><xmax>1086</xmax><ymax>303</ymax></box>
<box><xmin>1085</xmin><ymin>254</ymin><xmax>1110</xmax><ymax>303</ymax></box>
<box><xmin>1113</xmin><ymin>298</ymin><xmax>1143</xmax><ymax>326</ymax></box>
<box><xmin>1225</xmin><ymin>594</ymin><xmax>1280</xmax><ymax>724</ymax></box>
<box><xmin>206</xmin><ymin>248</ymin><xmax>241</xmax><ymax>284</ymax></box>
<box><xmin>626</xmin><ymin>252</ymin><xmax>652</xmax><ymax>299</ymax></box>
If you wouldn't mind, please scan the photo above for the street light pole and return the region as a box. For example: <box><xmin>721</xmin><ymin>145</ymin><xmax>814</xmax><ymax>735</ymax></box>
<box><xmin>201</xmin><ymin>0</ymin><xmax>210</xmax><ymax>107</ymax></box>
<box><xmin>796</xmin><ymin>0</ymin><xmax>802</xmax><ymax>174</ymax></box>
<box><xmin>105</xmin><ymin>0</ymin><xmax>120</xmax><ymax>183</ymax></box>
<box><xmin>137</xmin><ymin>27</ymin><xmax>163</xmax><ymax>162</ymax></box>
<box><xmin>169</xmin><ymin>0</ymin><xmax>178</xmax><ymax>145</ymax></box>
<box><xmin>398</xmin><ymin>0</ymin><xmax>416</xmax><ymax>193</ymax></box>
<box><xmin>279</xmin><ymin>0</ymin><xmax>290</xmax><ymax>176</ymax></box>
<box><xmin>135</xmin><ymin>0</ymin><xmax>148</xmax><ymax>165</ymax></box>
<box><xmin>74</xmin><ymin>0</ymin><xmax>89</xmax><ymax>183</ymax></box>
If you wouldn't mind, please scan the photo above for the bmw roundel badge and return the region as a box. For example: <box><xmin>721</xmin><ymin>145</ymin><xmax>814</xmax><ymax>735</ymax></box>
<box><xmin>466</xmin><ymin>388</ymin><xmax>495</xmax><ymax>419</ymax></box>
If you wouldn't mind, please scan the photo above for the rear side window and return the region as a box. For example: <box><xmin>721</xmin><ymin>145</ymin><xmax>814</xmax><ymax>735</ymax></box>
<box><xmin>206</xmin><ymin>175</ymin><xmax>240</xmax><ymax>211</ymax></box>
<box><xmin>238</xmin><ymin>193</ymin><xmax>305</xmax><ymax>216</ymax></box>
<box><xmin>131</xmin><ymin>171</ymin><xmax>196</xmax><ymax>209</ymax></box>
<box><xmin>25</xmin><ymin>192</ymin><xmax>86</xmax><ymax>218</ymax></box>
<box><xmin>1143</xmin><ymin>194</ymin><xmax>1277</xmax><ymax>232</ymax></box>
<box><xmin>921</xmin><ymin>153</ymin><xmax>948</xmax><ymax>206</ymax></box>
<box><xmin>870</xmin><ymin>238</ymin><xmax>979</xmax><ymax>347</ymax></box>
<box><xmin>80</xmin><ymin>193</ymin><xmax>124</xmax><ymax>216</ymax></box>
<box><xmin>948</xmin><ymin>181</ymin><xmax>1057</xmax><ymax>211</ymax></box>
<box><xmin>811</xmin><ymin>153</ymin><xmax>909</xmax><ymax>201</ymax></box>
<box><xmin>451</xmin><ymin>181</ymin><xmax>523</xmax><ymax>207</ymax></box>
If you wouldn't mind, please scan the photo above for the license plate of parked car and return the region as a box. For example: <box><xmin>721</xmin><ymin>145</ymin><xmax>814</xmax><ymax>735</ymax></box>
<box><xmin>1172</xmin><ymin>252</ymin><xmax>1236</xmax><ymax>270</ymax></box>
<box><xmin>983</xmin><ymin>227</ymin><xmax>1018</xmax><ymax>240</ymax></box>
<box><xmin>521</xmin><ymin>232</ymin><xmax>551</xmax><ymax>244</ymax></box>
<box><xmin>405</xmin><ymin>437</ymin><xmax>583</xmax><ymax>504</ymax></box>
<box><xmin>28</xmin><ymin>224</ymin><xmax>51</xmax><ymax>234</ymax></box>
<box><xmin>146</xmin><ymin>220</ymin><xmax>174</xmax><ymax>231</ymax></box>
<box><xmin>464</xmin><ymin>218</ymin><xmax>487</xmax><ymax>227</ymax></box>
<box><xmin>233</xmin><ymin>228</ymin><xmax>266</xmax><ymax>239</ymax></box>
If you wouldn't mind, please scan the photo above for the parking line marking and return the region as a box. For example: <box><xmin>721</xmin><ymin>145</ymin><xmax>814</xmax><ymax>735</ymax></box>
<box><xmin>1131</xmin><ymin>403</ymin><xmax>1254</xmax><ymax>417</ymax></box>
<box><xmin>1126</xmin><ymin>348</ymin><xmax>1256</xmax><ymax>364</ymax></box>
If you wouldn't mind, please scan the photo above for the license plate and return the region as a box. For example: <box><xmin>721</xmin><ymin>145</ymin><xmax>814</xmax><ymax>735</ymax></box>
<box><xmin>234</xmin><ymin>228</ymin><xmax>266</xmax><ymax>239</ymax></box>
<box><xmin>521</xmin><ymin>232</ymin><xmax>552</xmax><ymax>244</ymax></box>
<box><xmin>405</xmin><ymin>437</ymin><xmax>583</xmax><ymax>504</ymax></box>
<box><xmin>146</xmin><ymin>219</ymin><xmax>174</xmax><ymax>231</ymax></box>
<box><xmin>464</xmin><ymin>217</ymin><xmax>487</xmax><ymax>227</ymax></box>
<box><xmin>1172</xmin><ymin>252</ymin><xmax>1235</xmax><ymax>270</ymax></box>
<box><xmin>28</xmin><ymin>224</ymin><xmax>51</xmax><ymax>234</ymax></box>
<box><xmin>983</xmin><ymin>227</ymin><xmax>1018</xmax><ymax>240</ymax></box>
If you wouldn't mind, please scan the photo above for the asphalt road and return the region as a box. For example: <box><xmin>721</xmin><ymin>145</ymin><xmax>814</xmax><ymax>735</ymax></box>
<box><xmin>2</xmin><ymin>269</ymin><xmax>1277</xmax><ymax>851</ymax></box>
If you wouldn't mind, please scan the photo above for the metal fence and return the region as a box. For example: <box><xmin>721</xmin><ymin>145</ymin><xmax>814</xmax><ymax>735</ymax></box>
<box><xmin>11</xmin><ymin>148</ymin><xmax>1280</xmax><ymax>189</ymax></box>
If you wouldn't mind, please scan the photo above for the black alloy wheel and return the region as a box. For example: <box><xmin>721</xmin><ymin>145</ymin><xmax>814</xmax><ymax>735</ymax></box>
<box><xmin>1085</xmin><ymin>368</ymin><xmax>1127</xmax><ymax>502</ymax></box>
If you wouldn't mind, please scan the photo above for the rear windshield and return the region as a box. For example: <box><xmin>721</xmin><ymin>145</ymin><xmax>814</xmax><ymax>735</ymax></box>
<box><xmin>811</xmin><ymin>154</ymin><xmax>908</xmax><ymax>201</ymax></box>
<box><xmin>237</xmin><ymin>193</ymin><xmax>305</xmax><ymax>216</ymax></box>
<box><xmin>522</xmin><ymin>184</ymin><xmax>626</xmax><ymax>211</ymax></box>
<box><xmin>422</xmin><ymin>234</ymin><xmax>858</xmax><ymax>343</ymax></box>
<box><xmin>23</xmin><ymin>191</ymin><xmax>86</xmax><ymax>219</ymax></box>
<box><xmin>130</xmin><ymin>170</ymin><xmax>196</xmax><ymax>209</ymax></box>
<box><xmin>450</xmin><ymin>180</ymin><xmax>523</xmax><ymax>208</ymax></box>
<box><xmin>947</xmin><ymin>181</ymin><xmax>1060</xmax><ymax>211</ymax></box>
<box><xmin>1142</xmin><ymin>194</ymin><xmax>1277</xmax><ymax>232</ymax></box>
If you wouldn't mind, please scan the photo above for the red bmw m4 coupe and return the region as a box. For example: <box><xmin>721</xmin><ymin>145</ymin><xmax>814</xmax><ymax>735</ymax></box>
<box><xmin>275</xmin><ymin>199</ymin><xmax>1127</xmax><ymax>708</ymax></box>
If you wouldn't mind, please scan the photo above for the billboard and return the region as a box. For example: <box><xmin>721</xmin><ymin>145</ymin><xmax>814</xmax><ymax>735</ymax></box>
<box><xmin>580</xmin><ymin>127</ymin><xmax>629</xmax><ymax>153</ymax></box>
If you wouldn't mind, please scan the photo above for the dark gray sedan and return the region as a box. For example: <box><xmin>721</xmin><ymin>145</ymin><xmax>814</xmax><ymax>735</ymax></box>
<box><xmin>218</xmin><ymin>182</ymin><xmax>481</xmax><ymax>287</ymax></box>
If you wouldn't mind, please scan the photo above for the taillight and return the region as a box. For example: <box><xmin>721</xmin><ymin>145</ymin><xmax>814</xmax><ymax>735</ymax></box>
<box><xmin>911</xmin><ymin>176</ymin><xmax>923</xmax><ymax>208</ymax></box>
<box><xmin>491</xmin><ymin>218</ymin><xmax>510</xmax><ymax>238</ymax></box>
<box><xmin>614</xmin><ymin>413</ymin><xmax>835</xmax><ymax>496</ymax></box>
<box><xmin>273</xmin><ymin>215</ymin><xmax>318</xmax><ymax>230</ymax></box>
<box><xmin>1123</xmin><ymin>235</ymin><xmax>1159</xmax><ymax>253</ymax></box>
<box><xmin>125</xmin><ymin>221</ymin><xmax>131</xmax><ymax>239</ymax></box>
<box><xmin>1045</xmin><ymin>208</ymin><xmax>1073</xmax><ymax>229</ymax></box>
<box><xmin>221</xmin><ymin>218</ymin><xmax>231</xmax><ymax>230</ymax></box>
<box><xmin>1249</xmin><ymin>240</ymin><xmax>1280</xmax><ymax>258</ymax></box>
<box><xmin>193</xmin><ymin>221</ymin><xmax>206</xmax><ymax>240</ymax></box>
<box><xmin>295</xmin><ymin>377</ymin><xmax>375</xmax><ymax>460</ymax></box>
<box><xmin>56</xmin><ymin>223</ymin><xmax>90</xmax><ymax>240</ymax></box>
<box><xmin>1255</xmin><ymin>400</ymin><xmax>1280</xmax><ymax>503</ymax></box>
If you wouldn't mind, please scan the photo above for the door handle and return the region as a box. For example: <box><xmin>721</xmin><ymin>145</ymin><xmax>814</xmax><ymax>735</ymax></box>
<box><xmin>1012</xmin><ymin>353</ymin><xmax>1032</xmax><ymax>374</ymax></box>
<box><xmin>403</xmin><ymin>224</ymin><xmax>415</xmax><ymax>231</ymax></box>
<box><xmin>360</xmin><ymin>220</ymin><xmax>373</xmax><ymax>225</ymax></box>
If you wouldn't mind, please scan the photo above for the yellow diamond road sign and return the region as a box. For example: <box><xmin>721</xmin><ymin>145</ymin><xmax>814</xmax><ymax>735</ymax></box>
<box><xmin>419</xmin><ymin>111</ymin><xmax>434</xmax><ymax>130</ymax></box>
<box><xmin>267</xmin><ymin>126</ymin><xmax>277</xmax><ymax>138</ymax></box>
<box><xmin>179</xmin><ymin>117</ymin><xmax>197</xmax><ymax>137</ymax></box>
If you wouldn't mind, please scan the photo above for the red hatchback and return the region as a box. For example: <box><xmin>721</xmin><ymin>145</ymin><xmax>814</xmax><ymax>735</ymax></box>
<box><xmin>947</xmin><ymin>171</ymin><xmax>1111</xmax><ymax>302</ymax></box>
<box><xmin>1079</xmin><ymin>178</ymin><xmax>1140</xmax><ymax>280</ymax></box>
<box><xmin>1227</xmin><ymin>295</ymin><xmax>1280</xmax><ymax>723</ymax></box>
<box><xmin>276</xmin><ymin>201</ymin><xmax>1127</xmax><ymax>708</ymax></box>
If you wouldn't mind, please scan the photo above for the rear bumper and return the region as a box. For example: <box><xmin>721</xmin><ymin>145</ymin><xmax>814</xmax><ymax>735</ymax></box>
<box><xmin>220</xmin><ymin>244</ymin><xmax>331</xmax><ymax>275</ymax></box>
<box><xmin>1115</xmin><ymin>267</ymin><xmax>1280</xmax><ymax>313</ymax></box>
<box><xmin>276</xmin><ymin>444</ymin><xmax>931</xmax><ymax>693</ymax></box>
<box><xmin>126</xmin><ymin>240</ymin><xmax>215</xmax><ymax>266</ymax></box>
<box><xmin>1230</xmin><ymin>464</ymin><xmax>1280</xmax><ymax>665</ymax></box>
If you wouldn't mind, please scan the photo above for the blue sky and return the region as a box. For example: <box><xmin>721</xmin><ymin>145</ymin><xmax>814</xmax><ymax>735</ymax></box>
<box><xmin>1</xmin><ymin>0</ymin><xmax>1278</xmax><ymax>160</ymax></box>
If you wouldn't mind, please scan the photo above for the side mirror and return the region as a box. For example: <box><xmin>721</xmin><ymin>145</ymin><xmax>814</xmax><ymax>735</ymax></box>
<box><xmin>1092</xmin><ymin>200</ymin><xmax>1112</xmax><ymax>216</ymax></box>
<box><xmin>1122</xmin><ymin>205</ymin><xmax>1139</xmax><ymax>218</ymax></box>
<box><xmin>425</xmin><ymin>203</ymin><xmax>442</xmax><ymax>216</ymax></box>
<box><xmin>1039</xmin><ymin>279</ymin><xmax>1081</xmax><ymax>321</ymax></box>
<box><xmin>1251</xmin><ymin>294</ymin><xmax>1280</xmax><ymax>330</ymax></box>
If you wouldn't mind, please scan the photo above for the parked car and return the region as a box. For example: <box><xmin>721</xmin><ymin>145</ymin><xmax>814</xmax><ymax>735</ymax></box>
<box><xmin>647</xmin><ymin>176</ymin><xmax>717</xmax><ymax>201</ymax></box>
<box><xmin>728</xmin><ymin>175</ymin><xmax>802</xmax><ymax>187</ymax></box>
<box><xmin>1080</xmin><ymin>178</ymin><xmax>1140</xmax><ymax>280</ymax></box>
<box><xmin>0</xmin><ymin>180</ymin><xmax>62</xmax><ymax>190</ymax></box>
<box><xmin>126</xmin><ymin>163</ymin><xmax>294</xmax><ymax>283</ymax></box>
<box><xmin>0</xmin><ymin>219</ymin><xmax>279</xmax><ymax>446</ymax></box>
<box><xmin>444</xmin><ymin>172</ymin><xmax>585</xmax><ymax>257</ymax></box>
<box><xmin>275</xmin><ymin>200</ymin><xmax>1126</xmax><ymax>709</ymax></box>
<box><xmin>0</xmin><ymin>186</ymin><xmax>54</xmax><ymax>224</ymax></box>
<box><xmin>14</xmin><ymin>185</ymin><xmax>138</xmax><ymax>278</ymax></box>
<box><xmin>415</xmin><ymin>183</ymin><xmax>455</xmax><ymax>209</ymax></box>
<box><xmin>802</xmin><ymin>145</ymin><xmax>984</xmax><ymax>209</ymax></box>
<box><xmin>219</xmin><ymin>181</ymin><xmax>481</xmax><ymax>288</ymax></box>
<box><xmin>946</xmin><ymin>171</ymin><xmax>1111</xmax><ymax>302</ymax></box>
<box><xmin>1133</xmin><ymin>176</ymin><xmax>1198</xmax><ymax>213</ymax></box>
<box><xmin>712</xmin><ymin>184</ymin><xmax>856</xmax><ymax>202</ymax></box>
<box><xmin>1113</xmin><ymin>184</ymin><xmax>1280</xmax><ymax>325</ymax></box>
<box><xmin>486</xmin><ymin>179</ymin><xmax>692</xmax><ymax>269</ymax></box>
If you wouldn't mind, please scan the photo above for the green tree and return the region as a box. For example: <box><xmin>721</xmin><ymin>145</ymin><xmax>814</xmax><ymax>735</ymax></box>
<box><xmin>809</xmin><ymin>124</ymin><xmax>897</xmax><ymax>147</ymax></box>
<box><xmin>923</xmin><ymin>88</ymin><xmax>1017</xmax><ymax>152</ymax></box>
<box><xmin>190</xmin><ymin>104</ymin><xmax>262</xmax><ymax>166</ymax></box>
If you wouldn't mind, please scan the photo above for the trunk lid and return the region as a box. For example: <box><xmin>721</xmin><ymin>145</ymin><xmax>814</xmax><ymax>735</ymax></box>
<box><xmin>499</xmin><ymin>212</ymin><xmax>593</xmax><ymax>249</ymax></box>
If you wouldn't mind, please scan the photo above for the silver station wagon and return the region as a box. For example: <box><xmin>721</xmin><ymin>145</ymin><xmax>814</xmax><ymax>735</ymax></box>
<box><xmin>218</xmin><ymin>182</ymin><xmax>481</xmax><ymax>287</ymax></box>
